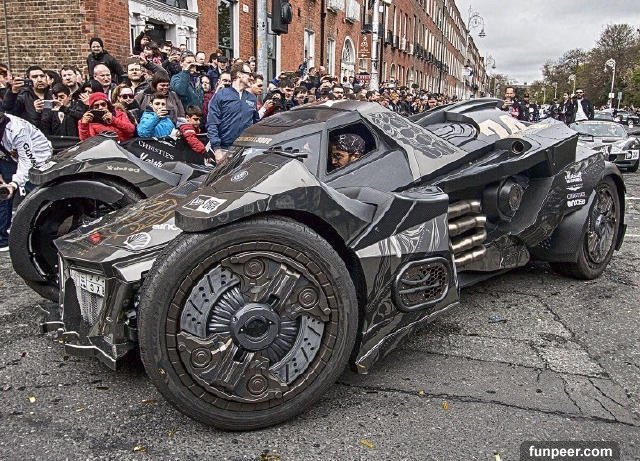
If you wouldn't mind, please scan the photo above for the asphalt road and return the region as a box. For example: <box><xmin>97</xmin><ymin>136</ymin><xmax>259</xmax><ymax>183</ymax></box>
<box><xmin>1</xmin><ymin>174</ymin><xmax>639</xmax><ymax>460</ymax></box>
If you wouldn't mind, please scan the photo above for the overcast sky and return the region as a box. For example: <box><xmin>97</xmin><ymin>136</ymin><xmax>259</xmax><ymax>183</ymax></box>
<box><xmin>456</xmin><ymin>0</ymin><xmax>640</xmax><ymax>84</ymax></box>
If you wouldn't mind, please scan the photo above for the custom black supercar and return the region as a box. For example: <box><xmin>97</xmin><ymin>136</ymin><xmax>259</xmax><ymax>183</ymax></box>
<box><xmin>9</xmin><ymin>134</ymin><xmax>211</xmax><ymax>301</ymax></box>
<box><xmin>43</xmin><ymin>99</ymin><xmax>626</xmax><ymax>430</ymax></box>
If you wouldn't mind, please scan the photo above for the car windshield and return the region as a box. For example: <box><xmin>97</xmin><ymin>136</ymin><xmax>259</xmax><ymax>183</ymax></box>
<box><xmin>571</xmin><ymin>122</ymin><xmax>627</xmax><ymax>138</ymax></box>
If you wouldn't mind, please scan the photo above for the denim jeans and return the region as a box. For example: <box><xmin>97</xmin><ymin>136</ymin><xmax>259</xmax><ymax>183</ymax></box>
<box><xmin>0</xmin><ymin>159</ymin><xmax>18</xmax><ymax>247</ymax></box>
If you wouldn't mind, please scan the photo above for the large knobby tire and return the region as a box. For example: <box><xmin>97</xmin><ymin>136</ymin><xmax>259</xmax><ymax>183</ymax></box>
<box><xmin>137</xmin><ymin>217</ymin><xmax>358</xmax><ymax>430</ymax></box>
<box><xmin>9</xmin><ymin>179</ymin><xmax>143</xmax><ymax>301</ymax></box>
<box><xmin>551</xmin><ymin>177</ymin><xmax>621</xmax><ymax>280</ymax></box>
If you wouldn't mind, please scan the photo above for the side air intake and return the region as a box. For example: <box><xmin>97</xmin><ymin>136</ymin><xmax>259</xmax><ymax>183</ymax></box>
<box><xmin>393</xmin><ymin>258</ymin><xmax>450</xmax><ymax>312</ymax></box>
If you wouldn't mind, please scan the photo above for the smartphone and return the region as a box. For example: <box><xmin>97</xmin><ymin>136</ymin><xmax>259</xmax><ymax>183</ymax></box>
<box><xmin>90</xmin><ymin>109</ymin><xmax>106</xmax><ymax>120</ymax></box>
<box><xmin>42</xmin><ymin>100</ymin><xmax>54</xmax><ymax>109</ymax></box>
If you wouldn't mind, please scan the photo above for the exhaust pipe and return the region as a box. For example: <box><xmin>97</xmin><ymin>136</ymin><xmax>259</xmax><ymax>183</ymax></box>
<box><xmin>448</xmin><ymin>215</ymin><xmax>487</xmax><ymax>237</ymax></box>
<box><xmin>447</xmin><ymin>200</ymin><xmax>481</xmax><ymax>220</ymax></box>
<box><xmin>454</xmin><ymin>246</ymin><xmax>487</xmax><ymax>266</ymax></box>
<box><xmin>451</xmin><ymin>229</ymin><xmax>487</xmax><ymax>253</ymax></box>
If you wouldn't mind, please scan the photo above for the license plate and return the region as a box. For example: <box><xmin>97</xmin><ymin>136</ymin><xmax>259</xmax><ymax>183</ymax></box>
<box><xmin>626</xmin><ymin>150</ymin><xmax>639</xmax><ymax>160</ymax></box>
<box><xmin>70</xmin><ymin>270</ymin><xmax>105</xmax><ymax>297</ymax></box>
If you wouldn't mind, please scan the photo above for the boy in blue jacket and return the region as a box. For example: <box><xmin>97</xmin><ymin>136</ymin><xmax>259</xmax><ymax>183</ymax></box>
<box><xmin>136</xmin><ymin>93</ymin><xmax>175</xmax><ymax>137</ymax></box>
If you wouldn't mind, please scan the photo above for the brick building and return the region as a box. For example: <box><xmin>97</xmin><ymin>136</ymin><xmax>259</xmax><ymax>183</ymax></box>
<box><xmin>0</xmin><ymin>0</ymin><xmax>486</xmax><ymax>96</ymax></box>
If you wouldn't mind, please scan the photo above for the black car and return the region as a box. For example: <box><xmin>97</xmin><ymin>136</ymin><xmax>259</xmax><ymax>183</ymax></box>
<box><xmin>9</xmin><ymin>134</ymin><xmax>212</xmax><ymax>301</ymax></box>
<box><xmin>614</xmin><ymin>110</ymin><xmax>640</xmax><ymax>127</ymax></box>
<box><xmin>45</xmin><ymin>100</ymin><xmax>626</xmax><ymax>430</ymax></box>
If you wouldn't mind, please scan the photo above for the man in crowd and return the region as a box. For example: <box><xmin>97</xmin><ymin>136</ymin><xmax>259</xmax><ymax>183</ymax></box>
<box><xmin>2</xmin><ymin>65</ymin><xmax>52</xmax><ymax>126</ymax></box>
<box><xmin>93</xmin><ymin>64</ymin><xmax>116</xmax><ymax>100</ymax></box>
<box><xmin>207</xmin><ymin>55</ymin><xmax>229</xmax><ymax>89</ymax></box>
<box><xmin>501</xmin><ymin>86</ymin><xmax>524</xmax><ymax>120</ymax></box>
<box><xmin>521</xmin><ymin>93</ymin><xmax>539</xmax><ymax>122</ymax></box>
<box><xmin>0</xmin><ymin>111</ymin><xmax>52</xmax><ymax>250</ymax></box>
<box><xmin>87</xmin><ymin>37</ymin><xmax>124</xmax><ymax>84</ymax></box>
<box><xmin>571</xmin><ymin>88</ymin><xmax>594</xmax><ymax>122</ymax></box>
<box><xmin>207</xmin><ymin>62</ymin><xmax>259</xmax><ymax>164</ymax></box>
<box><xmin>60</xmin><ymin>66</ymin><xmax>80</xmax><ymax>97</ymax></box>
<box><xmin>170</xmin><ymin>52</ymin><xmax>203</xmax><ymax>110</ymax></box>
<box><xmin>557</xmin><ymin>92</ymin><xmax>574</xmax><ymax>124</ymax></box>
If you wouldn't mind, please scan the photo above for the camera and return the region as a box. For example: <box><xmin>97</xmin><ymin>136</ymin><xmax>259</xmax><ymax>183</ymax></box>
<box><xmin>0</xmin><ymin>187</ymin><xmax>11</xmax><ymax>201</ymax></box>
<box><xmin>23</xmin><ymin>78</ymin><xmax>33</xmax><ymax>88</ymax></box>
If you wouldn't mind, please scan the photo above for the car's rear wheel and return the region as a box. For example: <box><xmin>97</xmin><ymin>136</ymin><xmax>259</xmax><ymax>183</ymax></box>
<box><xmin>9</xmin><ymin>179</ymin><xmax>143</xmax><ymax>301</ymax></box>
<box><xmin>137</xmin><ymin>217</ymin><xmax>358</xmax><ymax>430</ymax></box>
<box><xmin>551</xmin><ymin>177</ymin><xmax>620</xmax><ymax>279</ymax></box>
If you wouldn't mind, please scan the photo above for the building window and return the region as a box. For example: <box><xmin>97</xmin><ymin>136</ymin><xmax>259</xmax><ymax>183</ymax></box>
<box><xmin>218</xmin><ymin>0</ymin><xmax>235</xmax><ymax>58</ymax></box>
<box><xmin>327</xmin><ymin>38</ymin><xmax>336</xmax><ymax>76</ymax></box>
<box><xmin>340</xmin><ymin>37</ymin><xmax>356</xmax><ymax>80</ymax></box>
<box><xmin>304</xmin><ymin>29</ymin><xmax>315</xmax><ymax>69</ymax></box>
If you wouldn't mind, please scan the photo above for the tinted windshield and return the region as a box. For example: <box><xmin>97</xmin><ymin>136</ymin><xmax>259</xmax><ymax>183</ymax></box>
<box><xmin>571</xmin><ymin>122</ymin><xmax>627</xmax><ymax>138</ymax></box>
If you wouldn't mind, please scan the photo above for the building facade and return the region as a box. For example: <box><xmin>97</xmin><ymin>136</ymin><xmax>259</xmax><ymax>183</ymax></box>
<box><xmin>0</xmin><ymin>0</ymin><xmax>486</xmax><ymax>96</ymax></box>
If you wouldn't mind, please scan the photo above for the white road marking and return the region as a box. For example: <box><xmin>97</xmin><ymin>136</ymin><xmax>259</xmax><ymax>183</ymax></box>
<box><xmin>627</xmin><ymin>197</ymin><xmax>640</xmax><ymax>200</ymax></box>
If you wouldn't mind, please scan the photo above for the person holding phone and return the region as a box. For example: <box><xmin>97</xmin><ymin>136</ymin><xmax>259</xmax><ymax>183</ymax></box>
<box><xmin>1</xmin><ymin>65</ymin><xmax>52</xmax><ymax>126</ymax></box>
<box><xmin>78</xmin><ymin>92</ymin><xmax>135</xmax><ymax>141</ymax></box>
<box><xmin>38</xmin><ymin>84</ymin><xmax>84</xmax><ymax>137</ymax></box>
<box><xmin>136</xmin><ymin>93</ymin><xmax>175</xmax><ymax>138</ymax></box>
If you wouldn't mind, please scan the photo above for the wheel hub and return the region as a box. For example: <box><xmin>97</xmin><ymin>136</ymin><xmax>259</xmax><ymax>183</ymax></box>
<box><xmin>230</xmin><ymin>303</ymin><xmax>280</xmax><ymax>351</ymax></box>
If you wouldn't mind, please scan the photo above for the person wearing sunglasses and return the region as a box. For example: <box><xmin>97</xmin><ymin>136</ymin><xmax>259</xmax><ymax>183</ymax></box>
<box><xmin>112</xmin><ymin>84</ymin><xmax>141</xmax><ymax>123</ymax></box>
<box><xmin>571</xmin><ymin>88</ymin><xmax>594</xmax><ymax>123</ymax></box>
<box><xmin>78</xmin><ymin>92</ymin><xmax>135</xmax><ymax>142</ymax></box>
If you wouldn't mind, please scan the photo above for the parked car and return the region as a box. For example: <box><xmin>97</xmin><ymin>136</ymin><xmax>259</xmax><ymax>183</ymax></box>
<box><xmin>10</xmin><ymin>134</ymin><xmax>211</xmax><ymax>301</ymax></box>
<box><xmin>594</xmin><ymin>110</ymin><xmax>615</xmax><ymax>122</ymax></box>
<box><xmin>44</xmin><ymin>99</ymin><xmax>626</xmax><ymax>430</ymax></box>
<box><xmin>614</xmin><ymin>110</ymin><xmax>640</xmax><ymax>127</ymax></box>
<box><xmin>570</xmin><ymin>120</ymin><xmax>639</xmax><ymax>172</ymax></box>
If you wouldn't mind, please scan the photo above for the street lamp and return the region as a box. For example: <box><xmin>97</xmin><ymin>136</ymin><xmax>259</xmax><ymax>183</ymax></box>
<box><xmin>552</xmin><ymin>81</ymin><xmax>558</xmax><ymax>100</ymax></box>
<box><xmin>462</xmin><ymin>6</ymin><xmax>485</xmax><ymax>100</ymax></box>
<box><xmin>485</xmin><ymin>55</ymin><xmax>496</xmax><ymax>96</ymax></box>
<box><xmin>568</xmin><ymin>74</ymin><xmax>576</xmax><ymax>95</ymax></box>
<box><xmin>605</xmin><ymin>58</ymin><xmax>616</xmax><ymax>109</ymax></box>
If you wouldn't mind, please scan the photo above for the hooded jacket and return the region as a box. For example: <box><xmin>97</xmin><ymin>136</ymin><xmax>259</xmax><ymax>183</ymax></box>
<box><xmin>78</xmin><ymin>92</ymin><xmax>135</xmax><ymax>142</ymax></box>
<box><xmin>136</xmin><ymin>107</ymin><xmax>175</xmax><ymax>138</ymax></box>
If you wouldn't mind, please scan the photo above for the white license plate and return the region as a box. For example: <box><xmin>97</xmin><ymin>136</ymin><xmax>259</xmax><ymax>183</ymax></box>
<box><xmin>70</xmin><ymin>270</ymin><xmax>105</xmax><ymax>297</ymax></box>
<box><xmin>625</xmin><ymin>150</ymin><xmax>639</xmax><ymax>160</ymax></box>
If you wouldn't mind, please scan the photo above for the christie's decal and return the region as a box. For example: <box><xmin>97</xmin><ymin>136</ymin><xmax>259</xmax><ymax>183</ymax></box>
<box><xmin>183</xmin><ymin>195</ymin><xmax>227</xmax><ymax>214</ymax></box>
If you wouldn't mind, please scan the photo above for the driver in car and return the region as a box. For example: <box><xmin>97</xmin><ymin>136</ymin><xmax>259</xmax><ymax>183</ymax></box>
<box><xmin>329</xmin><ymin>133</ymin><xmax>365</xmax><ymax>171</ymax></box>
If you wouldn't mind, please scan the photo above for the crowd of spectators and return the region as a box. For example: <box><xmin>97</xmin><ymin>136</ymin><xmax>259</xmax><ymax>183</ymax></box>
<box><xmin>0</xmin><ymin>34</ymin><xmax>459</xmax><ymax>154</ymax></box>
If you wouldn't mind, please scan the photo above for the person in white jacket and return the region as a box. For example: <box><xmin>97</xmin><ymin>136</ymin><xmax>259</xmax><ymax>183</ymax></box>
<box><xmin>0</xmin><ymin>111</ymin><xmax>52</xmax><ymax>250</ymax></box>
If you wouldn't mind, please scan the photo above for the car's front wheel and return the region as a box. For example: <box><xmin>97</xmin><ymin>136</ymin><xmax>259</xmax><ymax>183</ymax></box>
<box><xmin>9</xmin><ymin>179</ymin><xmax>143</xmax><ymax>301</ymax></box>
<box><xmin>137</xmin><ymin>216</ymin><xmax>358</xmax><ymax>430</ymax></box>
<box><xmin>551</xmin><ymin>177</ymin><xmax>621</xmax><ymax>279</ymax></box>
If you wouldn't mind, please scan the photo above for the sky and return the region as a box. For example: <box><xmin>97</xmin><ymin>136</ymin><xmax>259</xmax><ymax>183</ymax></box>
<box><xmin>455</xmin><ymin>0</ymin><xmax>640</xmax><ymax>84</ymax></box>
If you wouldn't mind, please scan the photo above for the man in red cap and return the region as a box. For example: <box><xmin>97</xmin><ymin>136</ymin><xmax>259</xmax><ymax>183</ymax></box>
<box><xmin>78</xmin><ymin>92</ymin><xmax>135</xmax><ymax>141</ymax></box>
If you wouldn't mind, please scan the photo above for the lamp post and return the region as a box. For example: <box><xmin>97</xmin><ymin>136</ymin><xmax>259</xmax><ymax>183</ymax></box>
<box><xmin>552</xmin><ymin>81</ymin><xmax>558</xmax><ymax>100</ymax></box>
<box><xmin>462</xmin><ymin>6</ymin><xmax>485</xmax><ymax>100</ymax></box>
<box><xmin>568</xmin><ymin>74</ymin><xmax>576</xmax><ymax>95</ymax></box>
<box><xmin>605</xmin><ymin>58</ymin><xmax>616</xmax><ymax>109</ymax></box>
<box><xmin>485</xmin><ymin>54</ymin><xmax>496</xmax><ymax>96</ymax></box>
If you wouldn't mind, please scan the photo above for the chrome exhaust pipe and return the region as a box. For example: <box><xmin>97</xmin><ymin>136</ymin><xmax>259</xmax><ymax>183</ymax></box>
<box><xmin>454</xmin><ymin>246</ymin><xmax>487</xmax><ymax>266</ymax></box>
<box><xmin>451</xmin><ymin>229</ymin><xmax>487</xmax><ymax>253</ymax></box>
<box><xmin>448</xmin><ymin>215</ymin><xmax>487</xmax><ymax>237</ymax></box>
<box><xmin>447</xmin><ymin>200</ymin><xmax>481</xmax><ymax>220</ymax></box>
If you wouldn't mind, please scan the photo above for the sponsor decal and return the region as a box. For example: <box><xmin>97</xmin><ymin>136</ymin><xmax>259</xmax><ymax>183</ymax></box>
<box><xmin>183</xmin><ymin>195</ymin><xmax>227</xmax><ymax>214</ymax></box>
<box><xmin>567</xmin><ymin>198</ymin><xmax>586</xmax><ymax>207</ymax></box>
<box><xmin>566</xmin><ymin>185</ymin><xmax>582</xmax><ymax>192</ymax></box>
<box><xmin>106</xmin><ymin>165</ymin><xmax>140</xmax><ymax>173</ymax></box>
<box><xmin>231</xmin><ymin>170</ymin><xmax>248</xmax><ymax>182</ymax></box>
<box><xmin>137</xmin><ymin>140</ymin><xmax>175</xmax><ymax>160</ymax></box>
<box><xmin>152</xmin><ymin>223</ymin><xmax>180</xmax><ymax>231</ymax></box>
<box><xmin>236</xmin><ymin>136</ymin><xmax>272</xmax><ymax>145</ymax></box>
<box><xmin>124</xmin><ymin>232</ymin><xmax>152</xmax><ymax>250</ymax></box>
<box><xmin>567</xmin><ymin>191</ymin><xmax>586</xmax><ymax>200</ymax></box>
<box><xmin>565</xmin><ymin>171</ymin><xmax>583</xmax><ymax>184</ymax></box>
<box><xmin>139</xmin><ymin>153</ymin><xmax>165</xmax><ymax>167</ymax></box>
